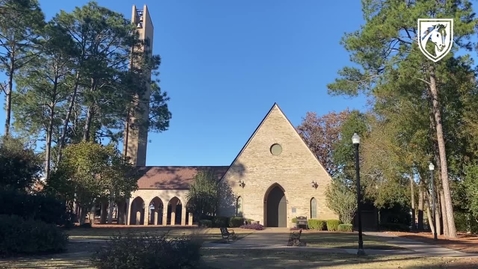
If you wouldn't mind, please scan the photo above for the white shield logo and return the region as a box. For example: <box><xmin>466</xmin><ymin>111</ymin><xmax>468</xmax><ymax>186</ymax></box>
<box><xmin>417</xmin><ymin>18</ymin><xmax>454</xmax><ymax>62</ymax></box>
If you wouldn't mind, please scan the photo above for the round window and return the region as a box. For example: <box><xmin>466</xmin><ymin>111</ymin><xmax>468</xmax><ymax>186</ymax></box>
<box><xmin>270</xmin><ymin>143</ymin><xmax>282</xmax><ymax>156</ymax></box>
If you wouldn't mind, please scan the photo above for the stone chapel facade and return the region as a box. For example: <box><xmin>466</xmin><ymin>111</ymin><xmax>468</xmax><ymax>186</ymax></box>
<box><xmin>121</xmin><ymin>5</ymin><xmax>336</xmax><ymax>228</ymax></box>
<box><xmin>125</xmin><ymin>103</ymin><xmax>338</xmax><ymax>227</ymax></box>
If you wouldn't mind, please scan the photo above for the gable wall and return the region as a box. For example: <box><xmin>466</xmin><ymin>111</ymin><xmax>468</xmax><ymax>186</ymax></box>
<box><xmin>219</xmin><ymin>105</ymin><xmax>338</xmax><ymax>226</ymax></box>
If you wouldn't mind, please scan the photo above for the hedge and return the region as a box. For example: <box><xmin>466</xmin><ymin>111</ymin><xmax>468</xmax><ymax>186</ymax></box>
<box><xmin>326</xmin><ymin>219</ymin><xmax>342</xmax><ymax>231</ymax></box>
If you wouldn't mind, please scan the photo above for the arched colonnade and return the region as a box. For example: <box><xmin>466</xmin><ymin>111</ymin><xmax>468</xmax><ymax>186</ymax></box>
<box><xmin>127</xmin><ymin>195</ymin><xmax>195</xmax><ymax>226</ymax></box>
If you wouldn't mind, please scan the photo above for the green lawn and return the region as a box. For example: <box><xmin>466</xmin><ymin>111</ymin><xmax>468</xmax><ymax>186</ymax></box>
<box><xmin>1</xmin><ymin>247</ymin><xmax>477</xmax><ymax>269</ymax></box>
<box><xmin>66</xmin><ymin>226</ymin><xmax>253</xmax><ymax>243</ymax></box>
<box><xmin>300</xmin><ymin>232</ymin><xmax>405</xmax><ymax>250</ymax></box>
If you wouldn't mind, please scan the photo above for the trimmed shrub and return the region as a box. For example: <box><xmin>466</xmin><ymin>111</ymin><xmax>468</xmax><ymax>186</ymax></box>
<box><xmin>240</xmin><ymin>223</ymin><xmax>264</xmax><ymax>230</ymax></box>
<box><xmin>291</xmin><ymin>217</ymin><xmax>297</xmax><ymax>223</ymax></box>
<box><xmin>212</xmin><ymin>216</ymin><xmax>229</xmax><ymax>227</ymax></box>
<box><xmin>199</xmin><ymin>219</ymin><xmax>212</xmax><ymax>228</ymax></box>
<box><xmin>0</xmin><ymin>215</ymin><xmax>68</xmax><ymax>256</ymax></box>
<box><xmin>308</xmin><ymin>219</ymin><xmax>327</xmax><ymax>230</ymax></box>
<box><xmin>0</xmin><ymin>189</ymin><xmax>68</xmax><ymax>226</ymax></box>
<box><xmin>229</xmin><ymin>217</ymin><xmax>245</xmax><ymax>227</ymax></box>
<box><xmin>326</xmin><ymin>219</ymin><xmax>341</xmax><ymax>231</ymax></box>
<box><xmin>338</xmin><ymin>224</ymin><xmax>353</xmax><ymax>232</ymax></box>
<box><xmin>91</xmin><ymin>232</ymin><xmax>203</xmax><ymax>269</ymax></box>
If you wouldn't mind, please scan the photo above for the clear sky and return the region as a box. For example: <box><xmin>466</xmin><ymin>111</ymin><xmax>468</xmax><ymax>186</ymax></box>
<box><xmin>0</xmin><ymin>0</ymin><xmax>369</xmax><ymax>166</ymax></box>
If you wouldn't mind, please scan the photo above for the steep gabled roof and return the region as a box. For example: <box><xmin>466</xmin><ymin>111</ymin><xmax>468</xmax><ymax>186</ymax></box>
<box><xmin>220</xmin><ymin>103</ymin><xmax>331</xmax><ymax>181</ymax></box>
<box><xmin>135</xmin><ymin>166</ymin><xmax>229</xmax><ymax>190</ymax></box>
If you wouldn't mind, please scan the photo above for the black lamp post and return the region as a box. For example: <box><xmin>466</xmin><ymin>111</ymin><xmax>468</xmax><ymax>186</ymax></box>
<box><xmin>352</xmin><ymin>133</ymin><xmax>365</xmax><ymax>255</ymax></box>
<box><xmin>428</xmin><ymin>162</ymin><xmax>438</xmax><ymax>240</ymax></box>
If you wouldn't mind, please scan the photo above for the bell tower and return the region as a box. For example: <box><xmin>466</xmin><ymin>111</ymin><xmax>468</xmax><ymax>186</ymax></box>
<box><xmin>123</xmin><ymin>5</ymin><xmax>154</xmax><ymax>166</ymax></box>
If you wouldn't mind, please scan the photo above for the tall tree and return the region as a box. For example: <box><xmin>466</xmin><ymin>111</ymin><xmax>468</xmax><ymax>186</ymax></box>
<box><xmin>327</xmin><ymin>0</ymin><xmax>476</xmax><ymax>238</ymax></box>
<box><xmin>0</xmin><ymin>0</ymin><xmax>44</xmax><ymax>136</ymax></box>
<box><xmin>297</xmin><ymin>110</ymin><xmax>350</xmax><ymax>177</ymax></box>
<box><xmin>13</xmin><ymin>22</ymin><xmax>76</xmax><ymax>180</ymax></box>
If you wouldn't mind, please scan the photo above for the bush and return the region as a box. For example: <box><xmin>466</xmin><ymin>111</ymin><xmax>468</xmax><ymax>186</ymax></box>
<box><xmin>379</xmin><ymin>222</ymin><xmax>410</xmax><ymax>232</ymax></box>
<box><xmin>0</xmin><ymin>215</ymin><xmax>68</xmax><ymax>256</ymax></box>
<box><xmin>308</xmin><ymin>219</ymin><xmax>327</xmax><ymax>230</ymax></box>
<box><xmin>199</xmin><ymin>219</ymin><xmax>212</xmax><ymax>228</ymax></box>
<box><xmin>0</xmin><ymin>189</ymin><xmax>68</xmax><ymax>226</ymax></box>
<box><xmin>229</xmin><ymin>217</ymin><xmax>245</xmax><ymax>227</ymax></box>
<box><xmin>91</xmin><ymin>232</ymin><xmax>203</xmax><ymax>269</ymax></box>
<box><xmin>338</xmin><ymin>224</ymin><xmax>353</xmax><ymax>232</ymax></box>
<box><xmin>291</xmin><ymin>217</ymin><xmax>297</xmax><ymax>223</ymax></box>
<box><xmin>212</xmin><ymin>216</ymin><xmax>229</xmax><ymax>227</ymax></box>
<box><xmin>326</xmin><ymin>219</ymin><xmax>341</xmax><ymax>231</ymax></box>
<box><xmin>240</xmin><ymin>223</ymin><xmax>264</xmax><ymax>230</ymax></box>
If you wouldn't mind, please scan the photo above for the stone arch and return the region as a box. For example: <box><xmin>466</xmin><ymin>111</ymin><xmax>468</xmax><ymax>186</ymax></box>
<box><xmin>310</xmin><ymin>197</ymin><xmax>318</xmax><ymax>219</ymax></box>
<box><xmin>130</xmin><ymin>197</ymin><xmax>145</xmax><ymax>225</ymax></box>
<box><xmin>263</xmin><ymin>183</ymin><xmax>287</xmax><ymax>227</ymax></box>
<box><xmin>149</xmin><ymin>197</ymin><xmax>164</xmax><ymax>225</ymax></box>
<box><xmin>236</xmin><ymin>196</ymin><xmax>243</xmax><ymax>217</ymax></box>
<box><xmin>167</xmin><ymin>197</ymin><xmax>182</xmax><ymax>225</ymax></box>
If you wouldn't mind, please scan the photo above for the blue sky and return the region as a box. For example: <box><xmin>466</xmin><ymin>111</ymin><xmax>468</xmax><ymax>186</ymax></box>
<box><xmin>0</xmin><ymin>0</ymin><xmax>369</xmax><ymax>166</ymax></box>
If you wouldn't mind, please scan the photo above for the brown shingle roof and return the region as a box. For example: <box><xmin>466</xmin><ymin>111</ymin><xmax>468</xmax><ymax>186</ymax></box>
<box><xmin>135</xmin><ymin>166</ymin><xmax>229</xmax><ymax>190</ymax></box>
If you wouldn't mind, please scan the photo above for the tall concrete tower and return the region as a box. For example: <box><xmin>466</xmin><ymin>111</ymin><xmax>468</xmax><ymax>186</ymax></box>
<box><xmin>123</xmin><ymin>5</ymin><xmax>154</xmax><ymax>166</ymax></box>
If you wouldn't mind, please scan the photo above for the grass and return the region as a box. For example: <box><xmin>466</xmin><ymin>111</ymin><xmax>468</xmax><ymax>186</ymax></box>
<box><xmin>301</xmin><ymin>232</ymin><xmax>405</xmax><ymax>250</ymax></box>
<box><xmin>66</xmin><ymin>226</ymin><xmax>253</xmax><ymax>243</ymax></box>
<box><xmin>2</xmin><ymin>247</ymin><xmax>478</xmax><ymax>269</ymax></box>
<box><xmin>2</xmin><ymin>229</ymin><xmax>476</xmax><ymax>268</ymax></box>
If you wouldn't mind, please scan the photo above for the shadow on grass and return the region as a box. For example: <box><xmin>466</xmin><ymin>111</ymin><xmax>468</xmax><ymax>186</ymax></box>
<box><xmin>299</xmin><ymin>232</ymin><xmax>406</xmax><ymax>250</ymax></box>
<box><xmin>200</xmin><ymin>249</ymin><xmax>478</xmax><ymax>269</ymax></box>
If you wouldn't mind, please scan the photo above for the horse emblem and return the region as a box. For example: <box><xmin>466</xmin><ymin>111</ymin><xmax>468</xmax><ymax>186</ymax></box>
<box><xmin>417</xmin><ymin>18</ymin><xmax>454</xmax><ymax>62</ymax></box>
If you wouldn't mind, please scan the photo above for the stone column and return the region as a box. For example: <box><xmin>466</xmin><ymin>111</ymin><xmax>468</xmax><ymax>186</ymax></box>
<box><xmin>154</xmin><ymin>210</ymin><xmax>158</xmax><ymax>225</ymax></box>
<box><xmin>144</xmin><ymin>204</ymin><xmax>149</xmax><ymax>226</ymax></box>
<box><xmin>162</xmin><ymin>210</ymin><xmax>168</xmax><ymax>226</ymax></box>
<box><xmin>188</xmin><ymin>212</ymin><xmax>193</xmax><ymax>226</ymax></box>
<box><xmin>181</xmin><ymin>204</ymin><xmax>186</xmax><ymax>226</ymax></box>
<box><xmin>126</xmin><ymin>198</ymin><xmax>132</xmax><ymax>225</ymax></box>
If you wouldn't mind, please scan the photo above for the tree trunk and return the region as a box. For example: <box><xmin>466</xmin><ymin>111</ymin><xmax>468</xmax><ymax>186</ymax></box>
<box><xmin>429</xmin><ymin>67</ymin><xmax>457</xmax><ymax>238</ymax></box>
<box><xmin>440</xmin><ymin>189</ymin><xmax>449</xmax><ymax>236</ymax></box>
<box><xmin>418</xmin><ymin>185</ymin><xmax>424</xmax><ymax>230</ymax></box>
<box><xmin>426</xmin><ymin>203</ymin><xmax>435</xmax><ymax>236</ymax></box>
<box><xmin>410</xmin><ymin>174</ymin><xmax>416</xmax><ymax>231</ymax></box>
<box><xmin>436</xmin><ymin>195</ymin><xmax>441</xmax><ymax>235</ymax></box>
<box><xmin>4</xmin><ymin>62</ymin><xmax>14</xmax><ymax>137</ymax></box>
<box><xmin>44</xmin><ymin>102</ymin><xmax>55</xmax><ymax>181</ymax></box>
<box><xmin>100</xmin><ymin>202</ymin><xmax>107</xmax><ymax>224</ymax></box>
<box><xmin>44</xmin><ymin>62</ymin><xmax>61</xmax><ymax>180</ymax></box>
<box><xmin>57</xmin><ymin>72</ymin><xmax>80</xmax><ymax>165</ymax></box>
<box><xmin>83</xmin><ymin>105</ymin><xmax>95</xmax><ymax>142</ymax></box>
<box><xmin>107</xmin><ymin>193</ymin><xmax>115</xmax><ymax>224</ymax></box>
<box><xmin>79</xmin><ymin>207</ymin><xmax>88</xmax><ymax>225</ymax></box>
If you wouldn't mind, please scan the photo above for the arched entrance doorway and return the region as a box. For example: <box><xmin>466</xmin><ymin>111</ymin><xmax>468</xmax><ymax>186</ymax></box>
<box><xmin>264</xmin><ymin>183</ymin><xmax>287</xmax><ymax>227</ymax></box>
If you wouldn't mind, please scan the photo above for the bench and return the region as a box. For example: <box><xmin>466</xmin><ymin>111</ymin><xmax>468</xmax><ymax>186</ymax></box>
<box><xmin>296</xmin><ymin>216</ymin><xmax>308</xmax><ymax>229</ymax></box>
<box><xmin>220</xmin><ymin>227</ymin><xmax>237</xmax><ymax>242</ymax></box>
<box><xmin>287</xmin><ymin>229</ymin><xmax>304</xmax><ymax>246</ymax></box>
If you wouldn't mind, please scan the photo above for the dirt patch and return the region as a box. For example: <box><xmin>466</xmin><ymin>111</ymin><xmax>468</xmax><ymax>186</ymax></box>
<box><xmin>384</xmin><ymin>231</ymin><xmax>478</xmax><ymax>254</ymax></box>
